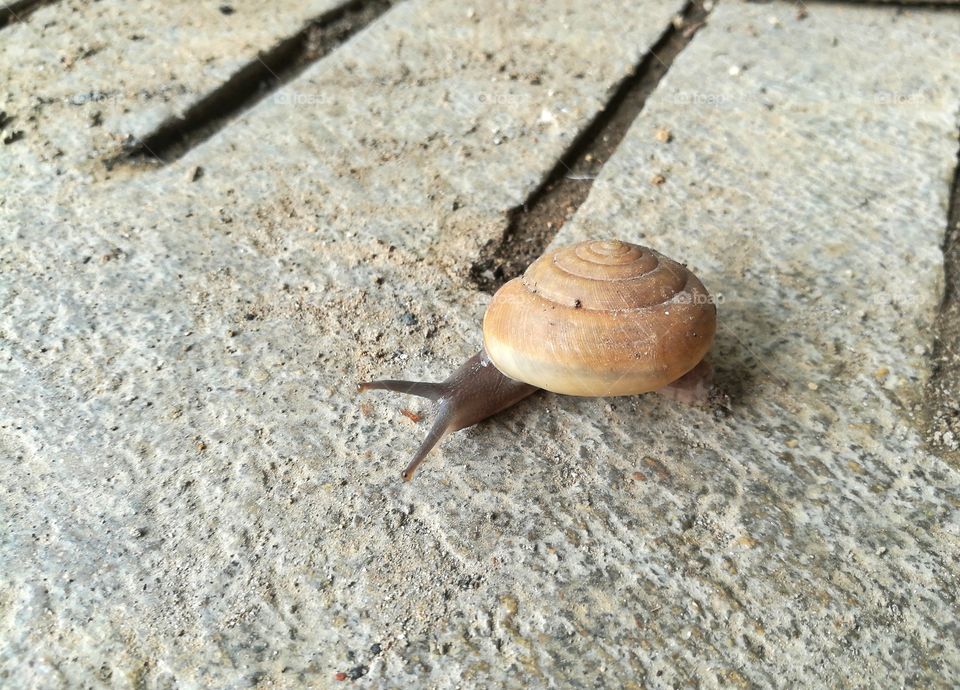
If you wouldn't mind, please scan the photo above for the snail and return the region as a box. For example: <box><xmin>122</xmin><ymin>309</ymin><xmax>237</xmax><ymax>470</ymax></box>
<box><xmin>359</xmin><ymin>239</ymin><xmax>716</xmax><ymax>480</ymax></box>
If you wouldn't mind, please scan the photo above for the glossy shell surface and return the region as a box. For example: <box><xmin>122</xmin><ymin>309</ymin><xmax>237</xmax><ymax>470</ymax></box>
<box><xmin>482</xmin><ymin>239</ymin><xmax>716</xmax><ymax>396</ymax></box>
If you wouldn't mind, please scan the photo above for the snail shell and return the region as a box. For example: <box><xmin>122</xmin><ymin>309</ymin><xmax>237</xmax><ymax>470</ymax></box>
<box><xmin>482</xmin><ymin>239</ymin><xmax>716</xmax><ymax>396</ymax></box>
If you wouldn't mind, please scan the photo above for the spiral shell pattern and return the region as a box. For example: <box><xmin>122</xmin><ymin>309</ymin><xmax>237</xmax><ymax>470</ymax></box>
<box><xmin>482</xmin><ymin>239</ymin><xmax>716</xmax><ymax>396</ymax></box>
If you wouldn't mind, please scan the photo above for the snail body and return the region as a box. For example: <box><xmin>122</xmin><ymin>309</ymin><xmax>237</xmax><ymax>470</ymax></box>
<box><xmin>359</xmin><ymin>239</ymin><xmax>716</xmax><ymax>480</ymax></box>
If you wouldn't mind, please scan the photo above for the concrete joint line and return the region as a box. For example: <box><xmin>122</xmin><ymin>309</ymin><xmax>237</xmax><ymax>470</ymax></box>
<box><xmin>0</xmin><ymin>0</ymin><xmax>60</xmax><ymax>28</ymax></box>
<box><xmin>469</xmin><ymin>0</ymin><xmax>714</xmax><ymax>294</ymax></box>
<box><xmin>105</xmin><ymin>0</ymin><xmax>399</xmax><ymax>169</ymax></box>
<box><xmin>926</xmin><ymin>130</ymin><xmax>960</xmax><ymax>457</ymax></box>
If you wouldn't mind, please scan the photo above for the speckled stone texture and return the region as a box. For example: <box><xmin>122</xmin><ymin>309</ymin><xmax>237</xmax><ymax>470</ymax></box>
<box><xmin>551</xmin><ymin>2</ymin><xmax>960</xmax><ymax>686</ymax></box>
<box><xmin>0</xmin><ymin>0</ymin><xmax>347</xmax><ymax>175</ymax></box>
<box><xmin>0</xmin><ymin>0</ymin><xmax>713</xmax><ymax>687</ymax></box>
<box><xmin>2</xmin><ymin>0</ymin><xmax>959</xmax><ymax>687</ymax></box>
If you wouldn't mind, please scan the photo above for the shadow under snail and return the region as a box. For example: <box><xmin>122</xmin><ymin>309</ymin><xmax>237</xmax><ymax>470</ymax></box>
<box><xmin>359</xmin><ymin>239</ymin><xmax>717</xmax><ymax>480</ymax></box>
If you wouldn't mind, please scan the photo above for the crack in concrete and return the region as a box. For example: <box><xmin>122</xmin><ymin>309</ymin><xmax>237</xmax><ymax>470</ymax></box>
<box><xmin>106</xmin><ymin>0</ymin><xmax>397</xmax><ymax>168</ymax></box>
<box><xmin>926</xmin><ymin>131</ymin><xmax>960</xmax><ymax>461</ymax></box>
<box><xmin>469</xmin><ymin>0</ymin><xmax>713</xmax><ymax>294</ymax></box>
<box><xmin>0</xmin><ymin>0</ymin><xmax>60</xmax><ymax>28</ymax></box>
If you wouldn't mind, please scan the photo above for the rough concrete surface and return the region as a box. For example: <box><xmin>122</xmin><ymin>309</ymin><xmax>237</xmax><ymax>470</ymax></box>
<box><xmin>552</xmin><ymin>2</ymin><xmax>960</xmax><ymax>687</ymax></box>
<box><xmin>2</xmin><ymin>0</ymin><xmax>960</xmax><ymax>688</ymax></box>
<box><xmin>0</xmin><ymin>0</ymin><xmax>348</xmax><ymax>175</ymax></box>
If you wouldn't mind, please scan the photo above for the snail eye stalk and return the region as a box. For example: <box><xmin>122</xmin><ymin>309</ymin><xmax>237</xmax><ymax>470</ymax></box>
<box><xmin>358</xmin><ymin>351</ymin><xmax>537</xmax><ymax>480</ymax></box>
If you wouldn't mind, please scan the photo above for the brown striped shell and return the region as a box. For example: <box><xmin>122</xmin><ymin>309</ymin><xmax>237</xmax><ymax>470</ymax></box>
<box><xmin>482</xmin><ymin>239</ymin><xmax>716</xmax><ymax>396</ymax></box>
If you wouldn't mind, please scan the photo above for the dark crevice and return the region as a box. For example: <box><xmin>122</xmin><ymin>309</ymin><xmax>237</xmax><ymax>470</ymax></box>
<box><xmin>0</xmin><ymin>0</ymin><xmax>60</xmax><ymax>28</ymax></box>
<box><xmin>926</xmin><ymin>132</ymin><xmax>960</xmax><ymax>460</ymax></box>
<box><xmin>469</xmin><ymin>0</ymin><xmax>713</xmax><ymax>294</ymax></box>
<box><xmin>107</xmin><ymin>0</ymin><xmax>396</xmax><ymax>168</ymax></box>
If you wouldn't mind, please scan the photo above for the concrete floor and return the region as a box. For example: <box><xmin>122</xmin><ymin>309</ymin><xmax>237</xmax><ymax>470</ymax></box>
<box><xmin>2</xmin><ymin>0</ymin><xmax>959</xmax><ymax>687</ymax></box>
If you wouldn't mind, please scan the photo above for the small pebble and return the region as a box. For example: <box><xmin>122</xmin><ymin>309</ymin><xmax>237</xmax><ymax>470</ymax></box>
<box><xmin>655</xmin><ymin>127</ymin><xmax>672</xmax><ymax>143</ymax></box>
<box><xmin>400</xmin><ymin>408</ymin><xmax>422</xmax><ymax>423</ymax></box>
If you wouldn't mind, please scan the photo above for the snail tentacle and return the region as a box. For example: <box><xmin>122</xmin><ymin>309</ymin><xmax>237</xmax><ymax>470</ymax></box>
<box><xmin>359</xmin><ymin>350</ymin><xmax>538</xmax><ymax>480</ymax></box>
<box><xmin>357</xmin><ymin>379</ymin><xmax>445</xmax><ymax>400</ymax></box>
<box><xmin>400</xmin><ymin>403</ymin><xmax>456</xmax><ymax>481</ymax></box>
